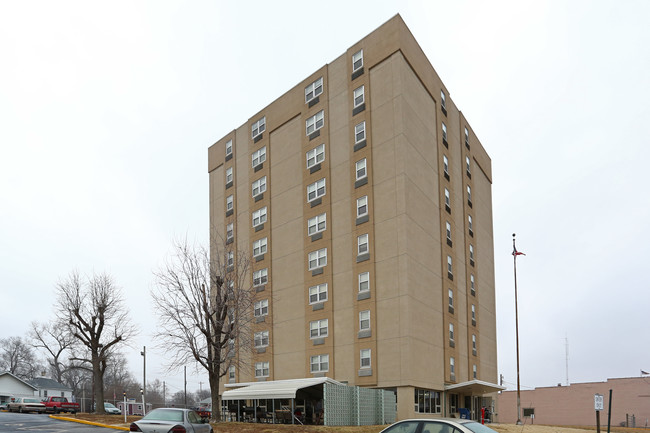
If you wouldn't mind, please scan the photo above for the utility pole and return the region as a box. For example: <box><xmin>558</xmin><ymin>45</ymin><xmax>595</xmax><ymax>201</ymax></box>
<box><xmin>184</xmin><ymin>366</ymin><xmax>187</xmax><ymax>409</ymax></box>
<box><xmin>140</xmin><ymin>346</ymin><xmax>146</xmax><ymax>415</ymax></box>
<box><xmin>163</xmin><ymin>381</ymin><xmax>166</xmax><ymax>407</ymax></box>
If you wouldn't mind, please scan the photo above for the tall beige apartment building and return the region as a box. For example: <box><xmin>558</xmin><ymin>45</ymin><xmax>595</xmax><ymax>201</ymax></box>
<box><xmin>208</xmin><ymin>15</ymin><xmax>501</xmax><ymax>420</ymax></box>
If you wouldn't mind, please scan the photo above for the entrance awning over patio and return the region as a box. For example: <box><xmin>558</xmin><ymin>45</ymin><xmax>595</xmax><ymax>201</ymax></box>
<box><xmin>444</xmin><ymin>379</ymin><xmax>505</xmax><ymax>394</ymax></box>
<box><xmin>222</xmin><ymin>377</ymin><xmax>344</xmax><ymax>400</ymax></box>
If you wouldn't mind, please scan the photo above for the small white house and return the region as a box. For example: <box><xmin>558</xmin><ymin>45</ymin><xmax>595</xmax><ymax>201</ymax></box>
<box><xmin>29</xmin><ymin>377</ymin><xmax>73</xmax><ymax>400</ymax></box>
<box><xmin>0</xmin><ymin>371</ymin><xmax>38</xmax><ymax>404</ymax></box>
<box><xmin>117</xmin><ymin>399</ymin><xmax>152</xmax><ymax>416</ymax></box>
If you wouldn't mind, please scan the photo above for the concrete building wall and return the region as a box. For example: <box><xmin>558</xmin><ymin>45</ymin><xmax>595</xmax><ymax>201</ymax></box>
<box><xmin>497</xmin><ymin>377</ymin><xmax>650</xmax><ymax>427</ymax></box>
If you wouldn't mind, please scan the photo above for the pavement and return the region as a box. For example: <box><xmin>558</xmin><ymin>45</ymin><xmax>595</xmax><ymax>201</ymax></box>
<box><xmin>49</xmin><ymin>414</ymin><xmax>130</xmax><ymax>431</ymax></box>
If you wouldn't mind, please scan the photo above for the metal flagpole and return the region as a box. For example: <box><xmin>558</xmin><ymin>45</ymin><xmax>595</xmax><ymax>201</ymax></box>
<box><xmin>513</xmin><ymin>233</ymin><xmax>522</xmax><ymax>425</ymax></box>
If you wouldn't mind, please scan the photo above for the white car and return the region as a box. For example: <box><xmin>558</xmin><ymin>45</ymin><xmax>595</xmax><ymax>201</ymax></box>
<box><xmin>379</xmin><ymin>418</ymin><xmax>498</xmax><ymax>433</ymax></box>
<box><xmin>103</xmin><ymin>402</ymin><xmax>121</xmax><ymax>414</ymax></box>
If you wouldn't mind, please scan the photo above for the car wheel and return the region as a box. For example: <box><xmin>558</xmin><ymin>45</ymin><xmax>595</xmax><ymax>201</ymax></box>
<box><xmin>54</xmin><ymin>407</ymin><xmax>59</xmax><ymax>414</ymax></box>
<box><xmin>19</xmin><ymin>406</ymin><xmax>23</xmax><ymax>413</ymax></box>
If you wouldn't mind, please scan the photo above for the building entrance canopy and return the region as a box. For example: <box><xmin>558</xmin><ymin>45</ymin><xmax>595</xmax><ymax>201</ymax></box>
<box><xmin>444</xmin><ymin>379</ymin><xmax>505</xmax><ymax>395</ymax></box>
<box><xmin>222</xmin><ymin>377</ymin><xmax>343</xmax><ymax>401</ymax></box>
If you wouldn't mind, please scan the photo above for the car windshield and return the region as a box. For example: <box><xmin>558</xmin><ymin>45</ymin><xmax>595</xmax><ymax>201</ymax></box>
<box><xmin>105</xmin><ymin>403</ymin><xmax>117</xmax><ymax>409</ymax></box>
<box><xmin>461</xmin><ymin>421</ymin><xmax>498</xmax><ymax>433</ymax></box>
<box><xmin>142</xmin><ymin>409</ymin><xmax>184</xmax><ymax>422</ymax></box>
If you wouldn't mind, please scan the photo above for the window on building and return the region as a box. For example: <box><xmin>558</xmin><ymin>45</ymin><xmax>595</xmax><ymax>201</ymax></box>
<box><xmin>252</xmin><ymin>146</ymin><xmax>267</xmax><ymax>168</ymax></box>
<box><xmin>310</xmin><ymin>319</ymin><xmax>328</xmax><ymax>338</ymax></box>
<box><xmin>252</xmin><ymin>176</ymin><xmax>266</xmax><ymax>197</ymax></box>
<box><xmin>360</xmin><ymin>348</ymin><xmax>371</xmax><ymax>368</ymax></box>
<box><xmin>356</xmin><ymin>158</ymin><xmax>367</xmax><ymax>180</ymax></box>
<box><xmin>472</xmin><ymin>304</ymin><xmax>476</xmax><ymax>324</ymax></box>
<box><xmin>352</xmin><ymin>49</ymin><xmax>363</xmax><ymax>72</ymax></box>
<box><xmin>253</xmin><ymin>237</ymin><xmax>267</xmax><ymax>257</ymax></box>
<box><xmin>310</xmin><ymin>354</ymin><xmax>329</xmax><ymax>373</ymax></box>
<box><xmin>254</xmin><ymin>299</ymin><xmax>268</xmax><ymax>317</ymax></box>
<box><xmin>308</xmin><ymin>283</ymin><xmax>328</xmax><ymax>304</ymax></box>
<box><xmin>444</xmin><ymin>188</ymin><xmax>450</xmax><ymax>209</ymax></box>
<box><xmin>446</xmin><ymin>221</ymin><xmax>452</xmax><ymax>242</ymax></box>
<box><xmin>226</xmin><ymin>167</ymin><xmax>233</xmax><ymax>184</ymax></box>
<box><xmin>307</xmin><ymin>213</ymin><xmax>326</xmax><ymax>236</ymax></box>
<box><xmin>472</xmin><ymin>334</ymin><xmax>477</xmax><ymax>354</ymax></box>
<box><xmin>414</xmin><ymin>388</ymin><xmax>442</xmax><ymax>414</ymax></box>
<box><xmin>449</xmin><ymin>323</ymin><xmax>454</xmax><ymax>342</ymax></box>
<box><xmin>353</xmin><ymin>85</ymin><xmax>365</xmax><ymax>108</ymax></box>
<box><xmin>228</xmin><ymin>365</ymin><xmax>235</xmax><ymax>380</ymax></box>
<box><xmin>255</xmin><ymin>361</ymin><xmax>269</xmax><ymax>378</ymax></box>
<box><xmin>228</xmin><ymin>338</ymin><xmax>235</xmax><ymax>352</ymax></box>
<box><xmin>467</xmin><ymin>185</ymin><xmax>472</xmax><ymax>204</ymax></box>
<box><xmin>225</xmin><ymin>139</ymin><xmax>233</xmax><ymax>156</ymax></box>
<box><xmin>465</xmin><ymin>127</ymin><xmax>469</xmax><ymax>146</ymax></box>
<box><xmin>251</xmin><ymin>116</ymin><xmax>266</xmax><ymax>139</ymax></box>
<box><xmin>357</xmin><ymin>234</ymin><xmax>369</xmax><ymax>255</ymax></box>
<box><xmin>227</xmin><ymin>251</ymin><xmax>234</xmax><ymax>267</ymax></box>
<box><xmin>307</xmin><ymin>178</ymin><xmax>326</xmax><ymax>202</ymax></box>
<box><xmin>226</xmin><ymin>223</ymin><xmax>234</xmax><ymax>242</ymax></box>
<box><xmin>254</xmin><ymin>330</ymin><xmax>269</xmax><ymax>347</ymax></box>
<box><xmin>306</xmin><ymin>110</ymin><xmax>324</xmax><ymax>135</ymax></box>
<box><xmin>358</xmin><ymin>272</ymin><xmax>370</xmax><ymax>293</ymax></box>
<box><xmin>448</xmin><ymin>288</ymin><xmax>453</xmax><ymax>308</ymax></box>
<box><xmin>442</xmin><ymin>122</ymin><xmax>448</xmax><ymax>142</ymax></box>
<box><xmin>441</xmin><ymin>90</ymin><xmax>446</xmax><ymax>110</ymax></box>
<box><xmin>253</xmin><ymin>268</ymin><xmax>268</xmax><ymax>286</ymax></box>
<box><xmin>450</xmin><ymin>357</ymin><xmax>455</xmax><ymax>378</ymax></box>
<box><xmin>308</xmin><ymin>248</ymin><xmax>327</xmax><ymax>270</ymax></box>
<box><xmin>470</xmin><ymin>244</ymin><xmax>475</xmax><ymax>265</ymax></box>
<box><xmin>466</xmin><ymin>156</ymin><xmax>471</xmax><ymax>175</ymax></box>
<box><xmin>305</xmin><ymin>77</ymin><xmax>323</xmax><ymax>103</ymax></box>
<box><xmin>473</xmin><ymin>364</ymin><xmax>478</xmax><ymax>379</ymax></box>
<box><xmin>355</xmin><ymin>121</ymin><xmax>366</xmax><ymax>143</ymax></box>
<box><xmin>443</xmin><ymin>155</ymin><xmax>449</xmax><ymax>177</ymax></box>
<box><xmin>357</xmin><ymin>196</ymin><xmax>368</xmax><ymax>218</ymax></box>
<box><xmin>306</xmin><ymin>143</ymin><xmax>325</xmax><ymax>169</ymax></box>
<box><xmin>470</xmin><ymin>274</ymin><xmax>476</xmax><ymax>296</ymax></box>
<box><xmin>449</xmin><ymin>394</ymin><xmax>458</xmax><ymax>413</ymax></box>
<box><xmin>252</xmin><ymin>206</ymin><xmax>267</xmax><ymax>227</ymax></box>
<box><xmin>468</xmin><ymin>215</ymin><xmax>473</xmax><ymax>235</ymax></box>
<box><xmin>359</xmin><ymin>310</ymin><xmax>370</xmax><ymax>331</ymax></box>
<box><xmin>226</xmin><ymin>195</ymin><xmax>234</xmax><ymax>212</ymax></box>
<box><xmin>447</xmin><ymin>255</ymin><xmax>453</xmax><ymax>276</ymax></box>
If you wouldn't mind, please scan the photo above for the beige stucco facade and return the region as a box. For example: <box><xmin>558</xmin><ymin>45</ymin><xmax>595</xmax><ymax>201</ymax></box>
<box><xmin>208</xmin><ymin>14</ymin><xmax>499</xmax><ymax>420</ymax></box>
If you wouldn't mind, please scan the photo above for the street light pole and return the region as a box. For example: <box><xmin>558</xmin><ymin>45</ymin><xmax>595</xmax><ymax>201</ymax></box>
<box><xmin>141</xmin><ymin>346</ymin><xmax>146</xmax><ymax>415</ymax></box>
<box><xmin>513</xmin><ymin>233</ymin><xmax>522</xmax><ymax>425</ymax></box>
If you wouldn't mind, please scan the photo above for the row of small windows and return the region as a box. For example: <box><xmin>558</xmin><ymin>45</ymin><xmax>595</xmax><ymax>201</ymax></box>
<box><xmin>253</xmin><ymin>348</ymin><xmax>371</xmax><ymax>378</ymax></box>
<box><xmin>442</xmin><ymin>155</ymin><xmax>472</xmax><ymax>178</ymax></box>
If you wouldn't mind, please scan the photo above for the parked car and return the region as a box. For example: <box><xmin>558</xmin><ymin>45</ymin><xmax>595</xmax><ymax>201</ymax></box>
<box><xmin>129</xmin><ymin>408</ymin><xmax>212</xmax><ymax>433</ymax></box>
<box><xmin>0</xmin><ymin>401</ymin><xmax>10</xmax><ymax>411</ymax></box>
<box><xmin>43</xmin><ymin>396</ymin><xmax>80</xmax><ymax>414</ymax></box>
<box><xmin>104</xmin><ymin>402</ymin><xmax>121</xmax><ymax>415</ymax></box>
<box><xmin>379</xmin><ymin>418</ymin><xmax>499</xmax><ymax>433</ymax></box>
<box><xmin>7</xmin><ymin>397</ymin><xmax>46</xmax><ymax>413</ymax></box>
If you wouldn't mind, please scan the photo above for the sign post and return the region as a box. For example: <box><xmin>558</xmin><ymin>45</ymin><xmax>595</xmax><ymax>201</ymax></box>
<box><xmin>595</xmin><ymin>393</ymin><xmax>604</xmax><ymax>433</ymax></box>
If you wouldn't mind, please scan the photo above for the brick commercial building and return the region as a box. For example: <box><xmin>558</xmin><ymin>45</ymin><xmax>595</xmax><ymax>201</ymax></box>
<box><xmin>497</xmin><ymin>376</ymin><xmax>650</xmax><ymax>427</ymax></box>
<box><xmin>208</xmin><ymin>14</ymin><xmax>501</xmax><ymax>420</ymax></box>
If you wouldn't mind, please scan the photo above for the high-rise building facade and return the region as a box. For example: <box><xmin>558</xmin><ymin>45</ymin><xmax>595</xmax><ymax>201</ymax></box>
<box><xmin>208</xmin><ymin>15</ymin><xmax>501</xmax><ymax>420</ymax></box>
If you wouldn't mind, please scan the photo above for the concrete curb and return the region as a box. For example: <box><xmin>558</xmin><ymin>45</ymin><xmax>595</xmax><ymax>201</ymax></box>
<box><xmin>49</xmin><ymin>415</ymin><xmax>130</xmax><ymax>431</ymax></box>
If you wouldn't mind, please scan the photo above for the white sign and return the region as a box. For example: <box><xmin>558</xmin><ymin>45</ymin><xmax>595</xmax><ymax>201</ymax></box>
<box><xmin>594</xmin><ymin>394</ymin><xmax>604</xmax><ymax>411</ymax></box>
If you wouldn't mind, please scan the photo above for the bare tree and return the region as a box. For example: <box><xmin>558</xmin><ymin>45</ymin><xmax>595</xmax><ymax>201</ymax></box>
<box><xmin>152</xmin><ymin>237</ymin><xmax>255</xmax><ymax>422</ymax></box>
<box><xmin>30</xmin><ymin>322</ymin><xmax>75</xmax><ymax>384</ymax></box>
<box><xmin>55</xmin><ymin>271</ymin><xmax>137</xmax><ymax>414</ymax></box>
<box><xmin>0</xmin><ymin>336</ymin><xmax>44</xmax><ymax>379</ymax></box>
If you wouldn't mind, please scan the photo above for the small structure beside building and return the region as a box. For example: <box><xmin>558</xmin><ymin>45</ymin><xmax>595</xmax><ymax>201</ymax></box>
<box><xmin>221</xmin><ymin>377</ymin><xmax>395</xmax><ymax>426</ymax></box>
<box><xmin>117</xmin><ymin>399</ymin><xmax>152</xmax><ymax>416</ymax></box>
<box><xmin>497</xmin><ymin>376</ymin><xmax>650</xmax><ymax>427</ymax></box>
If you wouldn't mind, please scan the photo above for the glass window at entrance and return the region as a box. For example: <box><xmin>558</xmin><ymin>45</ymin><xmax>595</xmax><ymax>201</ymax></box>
<box><xmin>414</xmin><ymin>388</ymin><xmax>441</xmax><ymax>414</ymax></box>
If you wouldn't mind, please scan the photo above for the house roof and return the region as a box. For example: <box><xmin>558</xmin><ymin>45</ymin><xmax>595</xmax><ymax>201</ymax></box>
<box><xmin>222</xmin><ymin>377</ymin><xmax>344</xmax><ymax>400</ymax></box>
<box><xmin>29</xmin><ymin>377</ymin><xmax>72</xmax><ymax>391</ymax></box>
<box><xmin>0</xmin><ymin>371</ymin><xmax>38</xmax><ymax>391</ymax></box>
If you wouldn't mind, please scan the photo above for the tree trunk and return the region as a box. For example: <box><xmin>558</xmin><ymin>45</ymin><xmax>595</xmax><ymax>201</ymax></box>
<box><xmin>209</xmin><ymin>372</ymin><xmax>221</xmax><ymax>422</ymax></box>
<box><xmin>93</xmin><ymin>355</ymin><xmax>106</xmax><ymax>414</ymax></box>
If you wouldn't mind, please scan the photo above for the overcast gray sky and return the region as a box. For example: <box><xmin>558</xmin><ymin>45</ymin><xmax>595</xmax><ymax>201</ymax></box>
<box><xmin>1</xmin><ymin>0</ymin><xmax>649</xmax><ymax>395</ymax></box>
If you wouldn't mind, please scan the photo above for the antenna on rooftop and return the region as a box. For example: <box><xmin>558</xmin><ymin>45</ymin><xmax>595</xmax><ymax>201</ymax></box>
<box><xmin>565</xmin><ymin>334</ymin><xmax>569</xmax><ymax>386</ymax></box>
